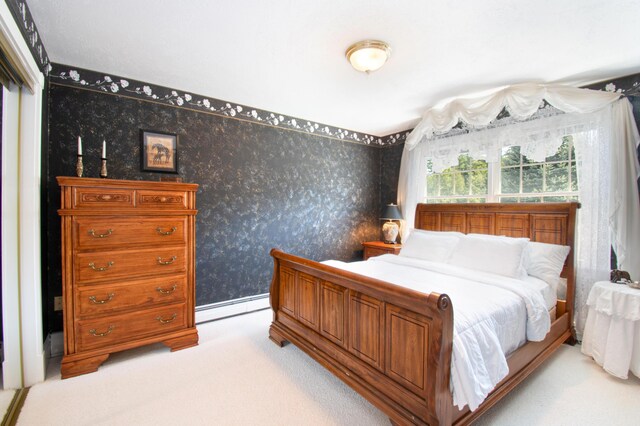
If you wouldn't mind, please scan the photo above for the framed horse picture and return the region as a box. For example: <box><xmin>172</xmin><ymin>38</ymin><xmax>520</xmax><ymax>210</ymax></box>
<box><xmin>140</xmin><ymin>129</ymin><xmax>178</xmax><ymax>173</ymax></box>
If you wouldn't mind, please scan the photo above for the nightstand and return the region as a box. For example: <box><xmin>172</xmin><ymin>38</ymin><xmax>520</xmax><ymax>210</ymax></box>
<box><xmin>362</xmin><ymin>241</ymin><xmax>402</xmax><ymax>260</ymax></box>
<box><xmin>581</xmin><ymin>280</ymin><xmax>640</xmax><ymax>379</ymax></box>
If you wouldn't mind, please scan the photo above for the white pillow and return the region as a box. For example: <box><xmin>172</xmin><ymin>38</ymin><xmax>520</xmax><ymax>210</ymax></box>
<box><xmin>447</xmin><ymin>234</ymin><xmax>529</xmax><ymax>279</ymax></box>
<box><xmin>399</xmin><ymin>230</ymin><xmax>461</xmax><ymax>263</ymax></box>
<box><xmin>411</xmin><ymin>229</ymin><xmax>465</xmax><ymax>238</ymax></box>
<box><xmin>523</xmin><ymin>241</ymin><xmax>570</xmax><ymax>293</ymax></box>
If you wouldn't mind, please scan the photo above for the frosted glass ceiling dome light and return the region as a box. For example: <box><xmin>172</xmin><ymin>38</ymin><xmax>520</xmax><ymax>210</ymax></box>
<box><xmin>346</xmin><ymin>40</ymin><xmax>391</xmax><ymax>73</ymax></box>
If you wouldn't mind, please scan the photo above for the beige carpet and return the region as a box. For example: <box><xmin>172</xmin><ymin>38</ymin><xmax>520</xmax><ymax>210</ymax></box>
<box><xmin>0</xmin><ymin>387</ymin><xmax>16</xmax><ymax>420</ymax></box>
<box><xmin>16</xmin><ymin>309</ymin><xmax>640</xmax><ymax>425</ymax></box>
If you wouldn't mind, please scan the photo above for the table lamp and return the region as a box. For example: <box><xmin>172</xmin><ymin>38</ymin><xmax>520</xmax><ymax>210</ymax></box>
<box><xmin>381</xmin><ymin>203</ymin><xmax>402</xmax><ymax>244</ymax></box>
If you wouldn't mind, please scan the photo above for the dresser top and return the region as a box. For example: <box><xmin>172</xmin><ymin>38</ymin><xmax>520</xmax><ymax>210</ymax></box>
<box><xmin>57</xmin><ymin>176</ymin><xmax>198</xmax><ymax>191</ymax></box>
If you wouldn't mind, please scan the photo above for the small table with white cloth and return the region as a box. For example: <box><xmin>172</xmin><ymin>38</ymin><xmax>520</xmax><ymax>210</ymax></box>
<box><xmin>581</xmin><ymin>280</ymin><xmax>640</xmax><ymax>379</ymax></box>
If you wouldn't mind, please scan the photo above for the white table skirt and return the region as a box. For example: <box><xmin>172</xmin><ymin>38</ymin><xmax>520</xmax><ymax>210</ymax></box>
<box><xmin>581</xmin><ymin>281</ymin><xmax>640</xmax><ymax>379</ymax></box>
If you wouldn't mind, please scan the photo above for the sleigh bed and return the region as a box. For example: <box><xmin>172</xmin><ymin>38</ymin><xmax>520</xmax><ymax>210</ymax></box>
<box><xmin>268</xmin><ymin>202</ymin><xmax>579</xmax><ymax>425</ymax></box>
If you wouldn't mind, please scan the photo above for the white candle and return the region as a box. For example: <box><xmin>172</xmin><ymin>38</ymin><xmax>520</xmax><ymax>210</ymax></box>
<box><xmin>102</xmin><ymin>140</ymin><xmax>106</xmax><ymax>159</ymax></box>
<box><xmin>77</xmin><ymin>136</ymin><xmax>82</xmax><ymax>155</ymax></box>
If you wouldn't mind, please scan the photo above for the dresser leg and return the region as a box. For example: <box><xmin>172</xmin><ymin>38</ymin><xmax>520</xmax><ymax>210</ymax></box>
<box><xmin>163</xmin><ymin>330</ymin><xmax>199</xmax><ymax>352</ymax></box>
<box><xmin>61</xmin><ymin>353</ymin><xmax>110</xmax><ymax>379</ymax></box>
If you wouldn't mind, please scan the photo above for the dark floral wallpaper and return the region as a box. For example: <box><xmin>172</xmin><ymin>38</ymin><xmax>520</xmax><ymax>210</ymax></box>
<box><xmin>45</xmin><ymin>83</ymin><xmax>385</xmax><ymax>330</ymax></box>
<box><xmin>380</xmin><ymin>143</ymin><xmax>404</xmax><ymax>214</ymax></box>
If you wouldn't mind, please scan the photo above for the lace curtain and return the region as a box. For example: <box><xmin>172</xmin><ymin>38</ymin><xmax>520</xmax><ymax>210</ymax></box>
<box><xmin>398</xmin><ymin>85</ymin><xmax>640</xmax><ymax>336</ymax></box>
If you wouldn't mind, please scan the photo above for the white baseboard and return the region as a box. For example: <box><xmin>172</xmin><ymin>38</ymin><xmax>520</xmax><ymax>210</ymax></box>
<box><xmin>47</xmin><ymin>294</ymin><xmax>270</xmax><ymax>358</ymax></box>
<box><xmin>50</xmin><ymin>331</ymin><xmax>64</xmax><ymax>358</ymax></box>
<box><xmin>195</xmin><ymin>293</ymin><xmax>270</xmax><ymax>324</ymax></box>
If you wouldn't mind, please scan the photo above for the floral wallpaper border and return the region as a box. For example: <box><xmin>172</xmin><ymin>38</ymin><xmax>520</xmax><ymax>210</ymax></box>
<box><xmin>49</xmin><ymin>64</ymin><xmax>408</xmax><ymax>147</ymax></box>
<box><xmin>5</xmin><ymin>0</ymin><xmax>51</xmax><ymax>75</ymax></box>
<box><xmin>586</xmin><ymin>73</ymin><xmax>640</xmax><ymax>96</ymax></box>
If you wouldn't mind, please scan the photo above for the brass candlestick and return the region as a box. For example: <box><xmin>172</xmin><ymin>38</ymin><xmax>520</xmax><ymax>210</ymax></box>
<box><xmin>100</xmin><ymin>158</ymin><xmax>108</xmax><ymax>178</ymax></box>
<box><xmin>76</xmin><ymin>155</ymin><xmax>83</xmax><ymax>177</ymax></box>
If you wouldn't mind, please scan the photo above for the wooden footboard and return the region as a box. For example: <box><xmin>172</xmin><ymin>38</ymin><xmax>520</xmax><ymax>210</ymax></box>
<box><xmin>269</xmin><ymin>248</ymin><xmax>454</xmax><ymax>425</ymax></box>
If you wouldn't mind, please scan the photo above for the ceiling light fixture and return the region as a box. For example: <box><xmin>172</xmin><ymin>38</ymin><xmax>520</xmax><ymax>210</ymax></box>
<box><xmin>345</xmin><ymin>40</ymin><xmax>391</xmax><ymax>73</ymax></box>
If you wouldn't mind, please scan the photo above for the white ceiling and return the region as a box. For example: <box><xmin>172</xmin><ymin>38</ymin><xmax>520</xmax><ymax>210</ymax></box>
<box><xmin>28</xmin><ymin>0</ymin><xmax>640</xmax><ymax>136</ymax></box>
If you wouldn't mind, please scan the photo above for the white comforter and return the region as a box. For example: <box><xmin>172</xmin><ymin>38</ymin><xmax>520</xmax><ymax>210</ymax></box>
<box><xmin>322</xmin><ymin>254</ymin><xmax>551</xmax><ymax>411</ymax></box>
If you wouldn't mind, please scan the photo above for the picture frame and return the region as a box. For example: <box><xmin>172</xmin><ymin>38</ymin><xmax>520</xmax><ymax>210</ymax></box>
<box><xmin>140</xmin><ymin>129</ymin><xmax>179</xmax><ymax>173</ymax></box>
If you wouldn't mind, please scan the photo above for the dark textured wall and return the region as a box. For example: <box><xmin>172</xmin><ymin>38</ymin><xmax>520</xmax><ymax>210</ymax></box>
<box><xmin>380</xmin><ymin>144</ymin><xmax>404</xmax><ymax>206</ymax></box>
<box><xmin>45</xmin><ymin>84</ymin><xmax>382</xmax><ymax>330</ymax></box>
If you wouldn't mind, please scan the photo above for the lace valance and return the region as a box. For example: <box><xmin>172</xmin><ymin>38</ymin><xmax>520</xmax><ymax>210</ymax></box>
<box><xmin>405</xmin><ymin>83</ymin><xmax>620</xmax><ymax>152</ymax></box>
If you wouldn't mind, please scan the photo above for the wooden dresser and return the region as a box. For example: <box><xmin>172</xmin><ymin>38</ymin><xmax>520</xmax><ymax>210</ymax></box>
<box><xmin>57</xmin><ymin>177</ymin><xmax>199</xmax><ymax>378</ymax></box>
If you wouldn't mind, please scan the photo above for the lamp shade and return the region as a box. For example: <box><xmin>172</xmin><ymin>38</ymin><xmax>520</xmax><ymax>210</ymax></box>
<box><xmin>381</xmin><ymin>204</ymin><xmax>402</xmax><ymax>220</ymax></box>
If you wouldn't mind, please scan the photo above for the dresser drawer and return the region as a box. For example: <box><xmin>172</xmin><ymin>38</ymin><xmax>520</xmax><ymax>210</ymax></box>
<box><xmin>75</xmin><ymin>246</ymin><xmax>186</xmax><ymax>285</ymax></box>
<box><xmin>73</xmin><ymin>187</ymin><xmax>134</xmax><ymax>209</ymax></box>
<box><xmin>136</xmin><ymin>190</ymin><xmax>188</xmax><ymax>209</ymax></box>
<box><xmin>74</xmin><ymin>217</ymin><xmax>187</xmax><ymax>250</ymax></box>
<box><xmin>76</xmin><ymin>303</ymin><xmax>187</xmax><ymax>351</ymax></box>
<box><xmin>76</xmin><ymin>275</ymin><xmax>187</xmax><ymax>317</ymax></box>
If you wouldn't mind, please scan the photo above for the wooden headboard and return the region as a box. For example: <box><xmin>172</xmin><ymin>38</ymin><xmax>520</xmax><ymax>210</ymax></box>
<box><xmin>415</xmin><ymin>202</ymin><xmax>579</xmax><ymax>244</ymax></box>
<box><xmin>414</xmin><ymin>202</ymin><xmax>580</xmax><ymax>324</ymax></box>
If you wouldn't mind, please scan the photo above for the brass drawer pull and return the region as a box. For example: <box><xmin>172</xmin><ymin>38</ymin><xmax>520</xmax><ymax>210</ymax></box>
<box><xmin>89</xmin><ymin>293</ymin><xmax>115</xmax><ymax>304</ymax></box>
<box><xmin>156</xmin><ymin>284</ymin><xmax>177</xmax><ymax>294</ymax></box>
<box><xmin>157</xmin><ymin>256</ymin><xmax>177</xmax><ymax>265</ymax></box>
<box><xmin>156</xmin><ymin>313</ymin><xmax>177</xmax><ymax>324</ymax></box>
<box><xmin>156</xmin><ymin>226</ymin><xmax>177</xmax><ymax>236</ymax></box>
<box><xmin>88</xmin><ymin>261</ymin><xmax>114</xmax><ymax>271</ymax></box>
<box><xmin>88</xmin><ymin>228</ymin><xmax>113</xmax><ymax>238</ymax></box>
<box><xmin>89</xmin><ymin>325</ymin><xmax>114</xmax><ymax>337</ymax></box>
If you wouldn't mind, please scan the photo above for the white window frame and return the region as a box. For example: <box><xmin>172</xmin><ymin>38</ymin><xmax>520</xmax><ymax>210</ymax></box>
<box><xmin>425</xmin><ymin>139</ymin><xmax>579</xmax><ymax>203</ymax></box>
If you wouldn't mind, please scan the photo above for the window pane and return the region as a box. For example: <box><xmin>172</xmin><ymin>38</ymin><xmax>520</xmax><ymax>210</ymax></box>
<box><xmin>440</xmin><ymin>173</ymin><xmax>454</xmax><ymax>196</ymax></box>
<box><xmin>454</xmin><ymin>172</ymin><xmax>469</xmax><ymax>196</ymax></box>
<box><xmin>501</xmin><ymin>167</ymin><xmax>520</xmax><ymax>193</ymax></box>
<box><xmin>521</xmin><ymin>153</ymin><xmax>536</xmax><ymax>165</ymax></box>
<box><xmin>545</xmin><ymin>137</ymin><xmax>571</xmax><ymax>162</ymax></box>
<box><xmin>522</xmin><ymin>196</ymin><xmax>543</xmax><ymax>202</ymax></box>
<box><xmin>499</xmin><ymin>197</ymin><xmax>519</xmax><ymax>203</ymax></box>
<box><xmin>471</xmin><ymin>169</ymin><xmax>488</xmax><ymax>195</ymax></box>
<box><xmin>571</xmin><ymin>162</ymin><xmax>578</xmax><ymax>191</ymax></box>
<box><xmin>501</xmin><ymin>146</ymin><xmax>521</xmax><ymax>167</ymax></box>
<box><xmin>471</xmin><ymin>159</ymin><xmax>488</xmax><ymax>170</ymax></box>
<box><xmin>545</xmin><ymin>162</ymin><xmax>570</xmax><ymax>192</ymax></box>
<box><xmin>522</xmin><ymin>165</ymin><xmax>543</xmax><ymax>193</ymax></box>
<box><xmin>426</xmin><ymin>159</ymin><xmax>434</xmax><ymax>174</ymax></box>
<box><xmin>543</xmin><ymin>195</ymin><xmax>572</xmax><ymax>202</ymax></box>
<box><xmin>457</xmin><ymin>154</ymin><xmax>472</xmax><ymax>171</ymax></box>
<box><xmin>426</xmin><ymin>174</ymin><xmax>440</xmax><ymax>196</ymax></box>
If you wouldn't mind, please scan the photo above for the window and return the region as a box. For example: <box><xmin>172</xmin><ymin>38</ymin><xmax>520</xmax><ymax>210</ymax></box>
<box><xmin>425</xmin><ymin>136</ymin><xmax>579</xmax><ymax>203</ymax></box>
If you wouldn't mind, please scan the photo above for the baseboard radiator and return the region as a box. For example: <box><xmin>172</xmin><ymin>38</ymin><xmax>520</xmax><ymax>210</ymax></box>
<box><xmin>48</xmin><ymin>293</ymin><xmax>270</xmax><ymax>358</ymax></box>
